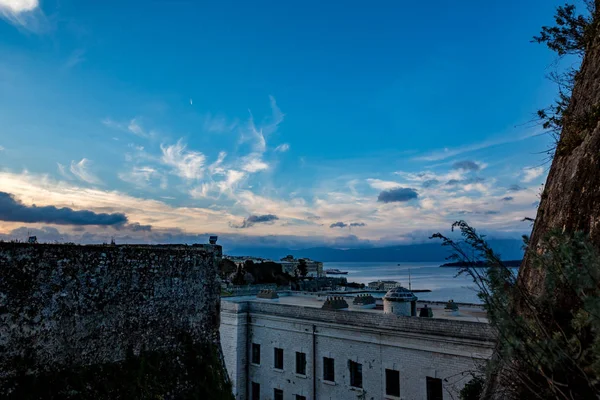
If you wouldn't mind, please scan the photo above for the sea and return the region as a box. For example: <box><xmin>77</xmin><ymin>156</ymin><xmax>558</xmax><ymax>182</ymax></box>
<box><xmin>323</xmin><ymin>261</ymin><xmax>518</xmax><ymax>304</ymax></box>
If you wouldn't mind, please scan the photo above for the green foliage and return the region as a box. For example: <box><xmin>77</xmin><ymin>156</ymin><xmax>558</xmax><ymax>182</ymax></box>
<box><xmin>532</xmin><ymin>3</ymin><xmax>595</xmax><ymax>56</ymax></box>
<box><xmin>3</xmin><ymin>332</ymin><xmax>233</xmax><ymax>400</ymax></box>
<box><xmin>459</xmin><ymin>375</ymin><xmax>484</xmax><ymax>400</ymax></box>
<box><xmin>432</xmin><ymin>221</ymin><xmax>600</xmax><ymax>399</ymax></box>
<box><xmin>231</xmin><ymin>260</ymin><xmax>295</xmax><ymax>285</ymax></box>
<box><xmin>533</xmin><ymin>2</ymin><xmax>597</xmax><ymax>157</ymax></box>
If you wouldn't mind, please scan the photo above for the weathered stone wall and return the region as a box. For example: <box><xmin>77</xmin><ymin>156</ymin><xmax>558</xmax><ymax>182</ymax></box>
<box><xmin>0</xmin><ymin>242</ymin><xmax>232</xmax><ymax>399</ymax></box>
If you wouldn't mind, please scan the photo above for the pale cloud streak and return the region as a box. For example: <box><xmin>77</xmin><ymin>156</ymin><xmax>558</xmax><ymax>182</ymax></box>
<box><xmin>70</xmin><ymin>158</ymin><xmax>102</xmax><ymax>185</ymax></box>
<box><xmin>274</xmin><ymin>143</ymin><xmax>290</xmax><ymax>152</ymax></box>
<box><xmin>118</xmin><ymin>166</ymin><xmax>164</xmax><ymax>188</ymax></box>
<box><xmin>412</xmin><ymin>131</ymin><xmax>540</xmax><ymax>162</ymax></box>
<box><xmin>102</xmin><ymin>117</ymin><xmax>154</xmax><ymax>139</ymax></box>
<box><xmin>63</xmin><ymin>49</ymin><xmax>86</xmax><ymax>69</ymax></box>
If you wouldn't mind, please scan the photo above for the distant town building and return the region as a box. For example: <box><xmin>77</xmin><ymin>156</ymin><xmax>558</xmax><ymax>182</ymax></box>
<box><xmin>221</xmin><ymin>292</ymin><xmax>494</xmax><ymax>400</ymax></box>
<box><xmin>279</xmin><ymin>255</ymin><xmax>324</xmax><ymax>278</ymax></box>
<box><xmin>367</xmin><ymin>280</ymin><xmax>401</xmax><ymax>290</ymax></box>
<box><xmin>224</xmin><ymin>255</ymin><xmax>270</xmax><ymax>264</ymax></box>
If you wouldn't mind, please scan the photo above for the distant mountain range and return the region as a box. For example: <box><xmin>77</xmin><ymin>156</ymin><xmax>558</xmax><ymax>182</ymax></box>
<box><xmin>226</xmin><ymin>239</ymin><xmax>524</xmax><ymax>263</ymax></box>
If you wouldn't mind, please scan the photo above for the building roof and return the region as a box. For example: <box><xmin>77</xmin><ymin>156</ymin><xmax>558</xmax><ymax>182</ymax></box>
<box><xmin>222</xmin><ymin>292</ymin><xmax>488</xmax><ymax>323</ymax></box>
<box><xmin>383</xmin><ymin>286</ymin><xmax>418</xmax><ymax>302</ymax></box>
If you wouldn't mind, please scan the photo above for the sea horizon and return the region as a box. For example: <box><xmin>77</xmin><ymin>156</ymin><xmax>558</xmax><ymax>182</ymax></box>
<box><xmin>323</xmin><ymin>261</ymin><xmax>514</xmax><ymax>304</ymax></box>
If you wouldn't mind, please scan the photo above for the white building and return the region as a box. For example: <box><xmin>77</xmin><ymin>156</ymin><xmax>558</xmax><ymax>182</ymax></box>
<box><xmin>220</xmin><ymin>292</ymin><xmax>494</xmax><ymax>400</ymax></box>
<box><xmin>368</xmin><ymin>280</ymin><xmax>401</xmax><ymax>291</ymax></box>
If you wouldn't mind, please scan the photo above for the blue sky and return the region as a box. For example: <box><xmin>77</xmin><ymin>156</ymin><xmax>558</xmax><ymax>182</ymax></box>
<box><xmin>0</xmin><ymin>0</ymin><xmax>579</xmax><ymax>248</ymax></box>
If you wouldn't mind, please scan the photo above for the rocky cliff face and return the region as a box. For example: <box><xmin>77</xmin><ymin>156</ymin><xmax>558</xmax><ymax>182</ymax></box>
<box><xmin>0</xmin><ymin>243</ymin><xmax>232</xmax><ymax>399</ymax></box>
<box><xmin>485</xmin><ymin>2</ymin><xmax>600</xmax><ymax>398</ymax></box>
<box><xmin>520</xmin><ymin>5</ymin><xmax>600</xmax><ymax>299</ymax></box>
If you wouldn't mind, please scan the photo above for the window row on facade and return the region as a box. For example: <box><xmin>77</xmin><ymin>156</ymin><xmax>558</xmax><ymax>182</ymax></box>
<box><xmin>249</xmin><ymin>343</ymin><xmax>446</xmax><ymax>399</ymax></box>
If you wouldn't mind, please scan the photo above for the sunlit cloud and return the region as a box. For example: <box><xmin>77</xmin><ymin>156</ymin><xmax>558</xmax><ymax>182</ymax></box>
<box><xmin>160</xmin><ymin>140</ymin><xmax>205</xmax><ymax>180</ymax></box>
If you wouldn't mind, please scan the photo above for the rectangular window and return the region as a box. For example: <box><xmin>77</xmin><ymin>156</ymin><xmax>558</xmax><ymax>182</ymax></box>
<box><xmin>251</xmin><ymin>343</ymin><xmax>261</xmax><ymax>365</ymax></box>
<box><xmin>349</xmin><ymin>360</ymin><xmax>363</xmax><ymax>389</ymax></box>
<box><xmin>251</xmin><ymin>382</ymin><xmax>260</xmax><ymax>400</ymax></box>
<box><xmin>323</xmin><ymin>357</ymin><xmax>335</xmax><ymax>382</ymax></box>
<box><xmin>296</xmin><ymin>396</ymin><xmax>307</xmax><ymax>400</ymax></box>
<box><xmin>385</xmin><ymin>369</ymin><xmax>400</xmax><ymax>397</ymax></box>
<box><xmin>274</xmin><ymin>347</ymin><xmax>284</xmax><ymax>370</ymax></box>
<box><xmin>296</xmin><ymin>351</ymin><xmax>307</xmax><ymax>375</ymax></box>
<box><xmin>426</xmin><ymin>377</ymin><xmax>443</xmax><ymax>400</ymax></box>
<box><xmin>274</xmin><ymin>388</ymin><xmax>283</xmax><ymax>400</ymax></box>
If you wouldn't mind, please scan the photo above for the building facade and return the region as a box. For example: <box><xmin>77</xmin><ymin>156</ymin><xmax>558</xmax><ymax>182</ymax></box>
<box><xmin>368</xmin><ymin>280</ymin><xmax>401</xmax><ymax>291</ymax></box>
<box><xmin>220</xmin><ymin>295</ymin><xmax>494</xmax><ymax>400</ymax></box>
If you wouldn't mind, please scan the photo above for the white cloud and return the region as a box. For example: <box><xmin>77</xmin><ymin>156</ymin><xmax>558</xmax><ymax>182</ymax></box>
<box><xmin>242</xmin><ymin>156</ymin><xmax>268</xmax><ymax>173</ymax></box>
<box><xmin>0</xmin><ymin>0</ymin><xmax>46</xmax><ymax>32</ymax></box>
<box><xmin>521</xmin><ymin>166</ymin><xmax>544</xmax><ymax>183</ymax></box>
<box><xmin>274</xmin><ymin>143</ymin><xmax>290</xmax><ymax>152</ymax></box>
<box><xmin>366</xmin><ymin>178</ymin><xmax>402</xmax><ymax>190</ymax></box>
<box><xmin>208</xmin><ymin>151</ymin><xmax>227</xmax><ymax>175</ymax></box>
<box><xmin>218</xmin><ymin>170</ymin><xmax>245</xmax><ymax>192</ymax></box>
<box><xmin>69</xmin><ymin>158</ymin><xmax>102</xmax><ymax>185</ymax></box>
<box><xmin>0</xmin><ymin>0</ymin><xmax>37</xmax><ymax>13</ymax></box>
<box><xmin>160</xmin><ymin>140</ymin><xmax>205</xmax><ymax>180</ymax></box>
<box><xmin>0</xmin><ymin>145</ymin><xmax>4</xmax><ymax>151</ymax></box>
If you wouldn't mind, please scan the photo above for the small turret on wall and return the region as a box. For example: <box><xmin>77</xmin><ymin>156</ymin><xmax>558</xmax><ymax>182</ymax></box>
<box><xmin>383</xmin><ymin>286</ymin><xmax>418</xmax><ymax>317</ymax></box>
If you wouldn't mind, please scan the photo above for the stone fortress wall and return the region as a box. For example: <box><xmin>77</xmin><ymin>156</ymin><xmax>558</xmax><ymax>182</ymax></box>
<box><xmin>0</xmin><ymin>242</ymin><xmax>231</xmax><ymax>398</ymax></box>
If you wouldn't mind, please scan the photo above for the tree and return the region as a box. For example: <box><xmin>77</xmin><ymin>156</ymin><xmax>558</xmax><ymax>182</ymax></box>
<box><xmin>297</xmin><ymin>259</ymin><xmax>308</xmax><ymax>278</ymax></box>
<box><xmin>219</xmin><ymin>259</ymin><xmax>237</xmax><ymax>277</ymax></box>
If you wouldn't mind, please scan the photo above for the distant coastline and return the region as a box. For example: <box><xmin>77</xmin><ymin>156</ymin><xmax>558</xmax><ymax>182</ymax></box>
<box><xmin>440</xmin><ymin>260</ymin><xmax>522</xmax><ymax>268</ymax></box>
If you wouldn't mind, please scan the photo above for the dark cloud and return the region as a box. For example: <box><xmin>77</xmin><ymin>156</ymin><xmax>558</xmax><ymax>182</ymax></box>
<box><xmin>446</xmin><ymin>177</ymin><xmax>485</xmax><ymax>186</ymax></box>
<box><xmin>125</xmin><ymin>223</ymin><xmax>152</xmax><ymax>232</ymax></box>
<box><xmin>501</xmin><ymin>196</ymin><xmax>514</xmax><ymax>202</ymax></box>
<box><xmin>377</xmin><ymin>187</ymin><xmax>418</xmax><ymax>203</ymax></box>
<box><xmin>507</xmin><ymin>184</ymin><xmax>524</xmax><ymax>192</ymax></box>
<box><xmin>456</xmin><ymin>210</ymin><xmax>499</xmax><ymax>215</ymax></box>
<box><xmin>330</xmin><ymin>222</ymin><xmax>348</xmax><ymax>229</ymax></box>
<box><xmin>452</xmin><ymin>160</ymin><xmax>480</xmax><ymax>171</ymax></box>
<box><xmin>231</xmin><ymin>214</ymin><xmax>279</xmax><ymax>229</ymax></box>
<box><xmin>350</xmin><ymin>222</ymin><xmax>366</xmax><ymax>227</ymax></box>
<box><xmin>422</xmin><ymin>179</ymin><xmax>439</xmax><ymax>188</ymax></box>
<box><xmin>0</xmin><ymin>192</ymin><xmax>128</xmax><ymax>226</ymax></box>
<box><xmin>330</xmin><ymin>221</ymin><xmax>366</xmax><ymax>229</ymax></box>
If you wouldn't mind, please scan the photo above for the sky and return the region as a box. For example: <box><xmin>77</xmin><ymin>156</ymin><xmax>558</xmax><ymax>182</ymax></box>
<box><xmin>0</xmin><ymin>0</ymin><xmax>582</xmax><ymax>249</ymax></box>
